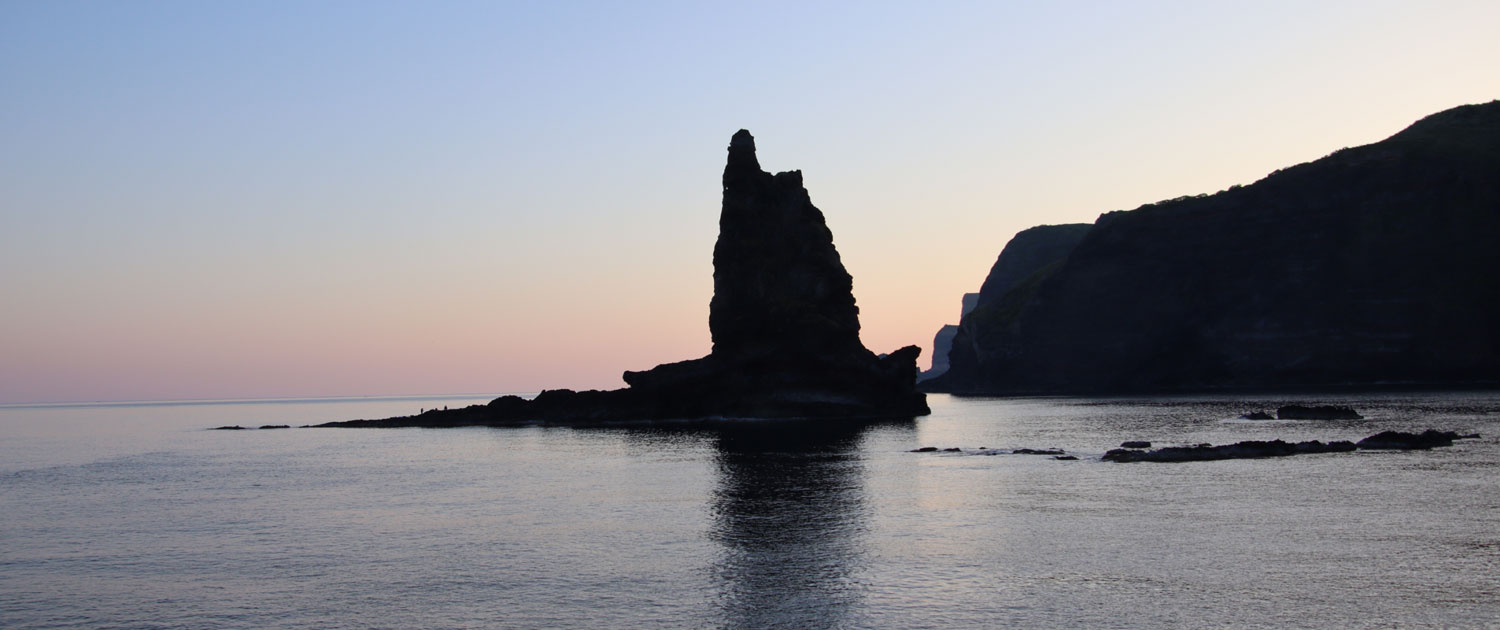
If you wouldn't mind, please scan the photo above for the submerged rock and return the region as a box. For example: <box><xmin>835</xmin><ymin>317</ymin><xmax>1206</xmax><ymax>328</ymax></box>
<box><xmin>1120</xmin><ymin>441</ymin><xmax>1152</xmax><ymax>448</ymax></box>
<box><xmin>319</xmin><ymin>131</ymin><xmax>928</xmax><ymax>429</ymax></box>
<box><xmin>1240</xmin><ymin>411</ymin><xmax>1274</xmax><ymax>420</ymax></box>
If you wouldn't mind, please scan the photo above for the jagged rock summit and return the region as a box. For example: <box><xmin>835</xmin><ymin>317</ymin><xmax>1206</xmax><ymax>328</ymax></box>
<box><xmin>321</xmin><ymin>131</ymin><xmax>929</xmax><ymax>428</ymax></box>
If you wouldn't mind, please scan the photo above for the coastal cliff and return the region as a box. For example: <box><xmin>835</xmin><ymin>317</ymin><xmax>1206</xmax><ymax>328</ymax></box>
<box><xmin>926</xmin><ymin>101</ymin><xmax>1500</xmax><ymax>394</ymax></box>
<box><xmin>917</xmin><ymin>293</ymin><xmax>978</xmax><ymax>381</ymax></box>
<box><xmin>925</xmin><ymin>224</ymin><xmax>1091</xmax><ymax>385</ymax></box>
<box><xmin>324</xmin><ymin>131</ymin><xmax>928</xmax><ymax>427</ymax></box>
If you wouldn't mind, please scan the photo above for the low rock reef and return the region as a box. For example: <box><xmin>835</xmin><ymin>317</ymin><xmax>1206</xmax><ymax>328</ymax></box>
<box><xmin>909</xmin><ymin>446</ymin><xmax>1076</xmax><ymax>460</ymax></box>
<box><xmin>910</xmin><ymin>430</ymin><xmax>1479</xmax><ymax>464</ymax></box>
<box><xmin>1239</xmin><ymin>406</ymin><xmax>1363</xmax><ymax>420</ymax></box>
<box><xmin>318</xmin><ymin>131</ymin><xmax>928</xmax><ymax>429</ymax></box>
<box><xmin>211</xmin><ymin>425</ymin><xmax>290</xmax><ymax>430</ymax></box>
<box><xmin>1103</xmin><ymin>430</ymin><xmax>1477</xmax><ymax>463</ymax></box>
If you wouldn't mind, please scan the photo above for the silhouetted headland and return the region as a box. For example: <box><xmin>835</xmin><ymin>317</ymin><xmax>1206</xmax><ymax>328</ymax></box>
<box><xmin>916</xmin><ymin>224</ymin><xmax>1089</xmax><ymax>384</ymax></box>
<box><xmin>925</xmin><ymin>100</ymin><xmax>1500</xmax><ymax>395</ymax></box>
<box><xmin>318</xmin><ymin>131</ymin><xmax>928</xmax><ymax>428</ymax></box>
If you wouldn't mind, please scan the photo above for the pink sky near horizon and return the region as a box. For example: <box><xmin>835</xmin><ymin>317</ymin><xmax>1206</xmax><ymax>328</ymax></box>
<box><xmin>2</xmin><ymin>1</ymin><xmax>1497</xmax><ymax>403</ymax></box>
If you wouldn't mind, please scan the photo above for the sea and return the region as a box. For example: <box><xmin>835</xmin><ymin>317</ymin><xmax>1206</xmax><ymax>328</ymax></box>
<box><xmin>1</xmin><ymin>391</ymin><xmax>1497</xmax><ymax>629</ymax></box>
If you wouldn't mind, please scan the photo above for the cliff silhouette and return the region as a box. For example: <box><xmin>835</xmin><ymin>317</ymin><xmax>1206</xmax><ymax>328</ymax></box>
<box><xmin>324</xmin><ymin>131</ymin><xmax>928</xmax><ymax>427</ymax></box>
<box><xmin>926</xmin><ymin>101</ymin><xmax>1500</xmax><ymax>394</ymax></box>
<box><xmin>917</xmin><ymin>292</ymin><xmax>977</xmax><ymax>382</ymax></box>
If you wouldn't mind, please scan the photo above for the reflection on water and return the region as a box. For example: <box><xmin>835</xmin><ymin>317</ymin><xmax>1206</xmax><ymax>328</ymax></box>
<box><xmin>5</xmin><ymin>395</ymin><xmax>1498</xmax><ymax>628</ymax></box>
<box><xmin>707</xmin><ymin>420</ymin><xmax>912</xmax><ymax>629</ymax></box>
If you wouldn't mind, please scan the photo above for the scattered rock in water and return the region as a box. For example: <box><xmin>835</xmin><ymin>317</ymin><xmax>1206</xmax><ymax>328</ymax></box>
<box><xmin>1240</xmin><ymin>411</ymin><xmax>1274</xmax><ymax>420</ymax></box>
<box><xmin>1105</xmin><ymin>429</ymin><xmax>1478</xmax><ymax>462</ymax></box>
<box><xmin>910</xmin><ymin>446</ymin><xmax>1072</xmax><ymax>458</ymax></box>
<box><xmin>1277</xmin><ymin>405</ymin><xmax>1363</xmax><ymax>420</ymax></box>
<box><xmin>1053</xmin><ymin>455</ymin><xmax>1079</xmax><ymax>461</ymax></box>
<box><xmin>1355</xmin><ymin>429</ymin><xmax>1463</xmax><ymax>450</ymax></box>
<box><xmin>214</xmin><ymin>424</ymin><xmax>293</xmax><ymax>430</ymax></box>
<box><xmin>1120</xmin><ymin>441</ymin><xmax>1152</xmax><ymax>449</ymax></box>
<box><xmin>1103</xmin><ymin>439</ymin><xmax>1357</xmax><ymax>463</ymax></box>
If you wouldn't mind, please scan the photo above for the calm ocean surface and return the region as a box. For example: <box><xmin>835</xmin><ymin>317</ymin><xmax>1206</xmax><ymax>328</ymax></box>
<box><xmin>2</xmin><ymin>392</ymin><xmax>1497</xmax><ymax>629</ymax></box>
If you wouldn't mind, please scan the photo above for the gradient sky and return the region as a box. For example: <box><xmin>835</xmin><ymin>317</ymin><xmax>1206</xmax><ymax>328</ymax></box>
<box><xmin>2</xmin><ymin>1</ymin><xmax>1497</xmax><ymax>403</ymax></box>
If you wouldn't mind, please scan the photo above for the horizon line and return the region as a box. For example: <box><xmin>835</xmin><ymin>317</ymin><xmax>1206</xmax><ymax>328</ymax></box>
<box><xmin>0</xmin><ymin>392</ymin><xmax>528</xmax><ymax>410</ymax></box>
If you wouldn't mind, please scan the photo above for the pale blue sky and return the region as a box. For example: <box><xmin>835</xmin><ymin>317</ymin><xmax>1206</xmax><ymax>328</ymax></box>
<box><xmin>2</xmin><ymin>1</ymin><xmax>1496</xmax><ymax>402</ymax></box>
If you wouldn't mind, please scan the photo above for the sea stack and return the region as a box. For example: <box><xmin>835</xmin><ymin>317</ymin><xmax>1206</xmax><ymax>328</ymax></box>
<box><xmin>622</xmin><ymin>130</ymin><xmax>929</xmax><ymax>418</ymax></box>
<box><xmin>320</xmin><ymin>130</ymin><xmax>928</xmax><ymax>428</ymax></box>
<box><xmin>710</xmin><ymin>130</ymin><xmax>864</xmax><ymax>360</ymax></box>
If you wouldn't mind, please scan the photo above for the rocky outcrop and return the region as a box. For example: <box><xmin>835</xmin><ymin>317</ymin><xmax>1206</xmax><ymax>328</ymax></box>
<box><xmin>319</xmin><ymin>131</ymin><xmax>928</xmax><ymax>428</ymax></box>
<box><xmin>927</xmin><ymin>101</ymin><xmax>1500</xmax><ymax>395</ymax></box>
